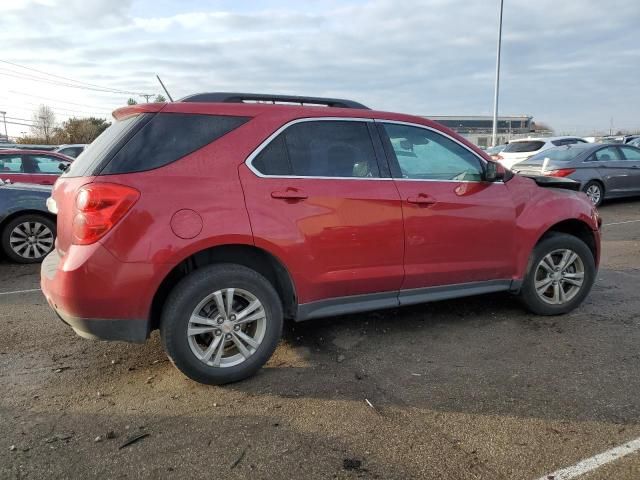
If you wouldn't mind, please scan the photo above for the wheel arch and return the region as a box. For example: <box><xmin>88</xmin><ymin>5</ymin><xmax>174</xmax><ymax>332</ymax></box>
<box><xmin>149</xmin><ymin>244</ymin><xmax>297</xmax><ymax>331</ymax></box>
<box><xmin>536</xmin><ymin>218</ymin><xmax>598</xmax><ymax>260</ymax></box>
<box><xmin>0</xmin><ymin>209</ymin><xmax>56</xmax><ymax>236</ymax></box>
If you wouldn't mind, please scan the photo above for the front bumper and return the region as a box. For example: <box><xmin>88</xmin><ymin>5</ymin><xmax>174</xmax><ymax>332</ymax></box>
<box><xmin>41</xmin><ymin>247</ymin><xmax>152</xmax><ymax>343</ymax></box>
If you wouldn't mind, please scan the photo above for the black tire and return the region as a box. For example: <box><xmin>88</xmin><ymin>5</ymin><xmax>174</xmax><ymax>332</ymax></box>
<box><xmin>519</xmin><ymin>232</ymin><xmax>596</xmax><ymax>315</ymax></box>
<box><xmin>160</xmin><ymin>263</ymin><xmax>283</xmax><ymax>385</ymax></box>
<box><xmin>1</xmin><ymin>214</ymin><xmax>56</xmax><ymax>264</ymax></box>
<box><xmin>582</xmin><ymin>180</ymin><xmax>604</xmax><ymax>207</ymax></box>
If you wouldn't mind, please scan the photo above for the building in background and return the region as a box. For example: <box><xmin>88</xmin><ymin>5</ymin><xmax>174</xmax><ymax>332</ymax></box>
<box><xmin>425</xmin><ymin>115</ymin><xmax>550</xmax><ymax>147</ymax></box>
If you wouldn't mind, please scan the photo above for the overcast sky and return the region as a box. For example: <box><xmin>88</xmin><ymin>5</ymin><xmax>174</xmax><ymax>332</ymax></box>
<box><xmin>1</xmin><ymin>0</ymin><xmax>639</xmax><ymax>138</ymax></box>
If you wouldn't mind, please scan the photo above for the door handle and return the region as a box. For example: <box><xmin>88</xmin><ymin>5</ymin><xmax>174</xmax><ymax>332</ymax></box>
<box><xmin>271</xmin><ymin>189</ymin><xmax>308</xmax><ymax>200</ymax></box>
<box><xmin>406</xmin><ymin>194</ymin><xmax>436</xmax><ymax>205</ymax></box>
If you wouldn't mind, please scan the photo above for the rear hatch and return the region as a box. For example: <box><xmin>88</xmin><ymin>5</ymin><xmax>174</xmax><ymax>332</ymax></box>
<box><xmin>499</xmin><ymin>140</ymin><xmax>546</xmax><ymax>165</ymax></box>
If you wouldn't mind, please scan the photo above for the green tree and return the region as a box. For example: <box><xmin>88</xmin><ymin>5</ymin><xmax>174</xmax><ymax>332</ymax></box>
<box><xmin>154</xmin><ymin>94</ymin><xmax>166</xmax><ymax>103</ymax></box>
<box><xmin>127</xmin><ymin>98</ymin><xmax>138</xmax><ymax>105</ymax></box>
<box><xmin>53</xmin><ymin>117</ymin><xmax>111</xmax><ymax>144</ymax></box>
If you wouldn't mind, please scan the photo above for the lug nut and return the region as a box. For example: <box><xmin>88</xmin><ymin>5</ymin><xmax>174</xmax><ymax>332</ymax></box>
<box><xmin>229</xmin><ymin>314</ymin><xmax>236</xmax><ymax>321</ymax></box>
<box><xmin>234</xmin><ymin>325</ymin><xmax>240</xmax><ymax>331</ymax></box>
<box><xmin>217</xmin><ymin>318</ymin><xmax>224</xmax><ymax>324</ymax></box>
<box><xmin>215</xmin><ymin>329</ymin><xmax>221</xmax><ymax>336</ymax></box>
<box><xmin>225</xmin><ymin>333</ymin><xmax>232</xmax><ymax>339</ymax></box>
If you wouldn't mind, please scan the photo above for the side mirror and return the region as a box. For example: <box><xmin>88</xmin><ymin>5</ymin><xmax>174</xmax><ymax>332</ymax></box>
<box><xmin>485</xmin><ymin>161</ymin><xmax>506</xmax><ymax>182</ymax></box>
<box><xmin>58</xmin><ymin>162</ymin><xmax>69</xmax><ymax>172</ymax></box>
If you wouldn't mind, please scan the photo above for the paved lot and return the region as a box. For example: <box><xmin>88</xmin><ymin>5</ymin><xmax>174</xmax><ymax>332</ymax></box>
<box><xmin>1</xmin><ymin>198</ymin><xmax>639</xmax><ymax>479</ymax></box>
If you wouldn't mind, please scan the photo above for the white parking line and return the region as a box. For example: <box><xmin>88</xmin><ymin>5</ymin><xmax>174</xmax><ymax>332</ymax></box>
<box><xmin>0</xmin><ymin>288</ymin><xmax>41</xmax><ymax>296</ymax></box>
<box><xmin>535</xmin><ymin>437</ymin><xmax>640</xmax><ymax>480</ymax></box>
<box><xmin>604</xmin><ymin>219</ymin><xmax>640</xmax><ymax>226</ymax></box>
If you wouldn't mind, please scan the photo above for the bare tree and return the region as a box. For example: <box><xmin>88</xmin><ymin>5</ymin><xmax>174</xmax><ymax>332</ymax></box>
<box><xmin>31</xmin><ymin>105</ymin><xmax>56</xmax><ymax>143</ymax></box>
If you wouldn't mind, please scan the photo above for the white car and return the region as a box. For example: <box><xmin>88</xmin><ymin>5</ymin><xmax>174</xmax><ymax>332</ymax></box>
<box><xmin>496</xmin><ymin>136</ymin><xmax>587</xmax><ymax>169</ymax></box>
<box><xmin>54</xmin><ymin>144</ymin><xmax>87</xmax><ymax>158</ymax></box>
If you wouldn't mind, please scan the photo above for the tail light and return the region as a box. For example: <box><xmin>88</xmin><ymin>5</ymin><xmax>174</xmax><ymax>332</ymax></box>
<box><xmin>492</xmin><ymin>154</ymin><xmax>503</xmax><ymax>160</ymax></box>
<box><xmin>544</xmin><ymin>168</ymin><xmax>576</xmax><ymax>178</ymax></box>
<box><xmin>72</xmin><ymin>183</ymin><xmax>140</xmax><ymax>245</ymax></box>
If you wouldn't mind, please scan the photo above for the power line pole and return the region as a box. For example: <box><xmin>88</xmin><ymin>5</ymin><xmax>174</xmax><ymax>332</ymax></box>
<box><xmin>0</xmin><ymin>111</ymin><xmax>7</xmax><ymax>141</ymax></box>
<box><xmin>491</xmin><ymin>0</ymin><xmax>504</xmax><ymax>147</ymax></box>
<box><xmin>139</xmin><ymin>94</ymin><xmax>154</xmax><ymax>103</ymax></box>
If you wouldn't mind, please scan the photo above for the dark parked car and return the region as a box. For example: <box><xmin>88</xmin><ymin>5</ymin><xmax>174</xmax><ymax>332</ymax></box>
<box><xmin>512</xmin><ymin>143</ymin><xmax>640</xmax><ymax>206</ymax></box>
<box><xmin>42</xmin><ymin>92</ymin><xmax>600</xmax><ymax>385</ymax></box>
<box><xmin>0</xmin><ymin>149</ymin><xmax>72</xmax><ymax>185</ymax></box>
<box><xmin>0</xmin><ymin>182</ymin><xmax>56</xmax><ymax>263</ymax></box>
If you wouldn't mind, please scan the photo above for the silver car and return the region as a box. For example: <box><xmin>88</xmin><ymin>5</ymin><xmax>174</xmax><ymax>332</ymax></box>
<box><xmin>512</xmin><ymin>143</ymin><xmax>640</xmax><ymax>206</ymax></box>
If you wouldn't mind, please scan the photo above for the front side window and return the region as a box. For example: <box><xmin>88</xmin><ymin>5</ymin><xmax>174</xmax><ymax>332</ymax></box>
<box><xmin>594</xmin><ymin>147</ymin><xmax>621</xmax><ymax>162</ymax></box>
<box><xmin>382</xmin><ymin>123</ymin><xmax>483</xmax><ymax>181</ymax></box>
<box><xmin>252</xmin><ymin>120</ymin><xmax>380</xmax><ymax>178</ymax></box>
<box><xmin>619</xmin><ymin>146</ymin><xmax>640</xmax><ymax>161</ymax></box>
<box><xmin>26</xmin><ymin>155</ymin><xmax>69</xmax><ymax>174</ymax></box>
<box><xmin>0</xmin><ymin>155</ymin><xmax>23</xmax><ymax>173</ymax></box>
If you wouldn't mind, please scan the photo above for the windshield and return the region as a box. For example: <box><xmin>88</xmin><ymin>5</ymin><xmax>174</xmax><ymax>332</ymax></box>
<box><xmin>503</xmin><ymin>141</ymin><xmax>545</xmax><ymax>153</ymax></box>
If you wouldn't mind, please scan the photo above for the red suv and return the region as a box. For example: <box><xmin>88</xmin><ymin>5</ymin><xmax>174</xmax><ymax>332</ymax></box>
<box><xmin>0</xmin><ymin>150</ymin><xmax>72</xmax><ymax>185</ymax></box>
<box><xmin>41</xmin><ymin>93</ymin><xmax>601</xmax><ymax>384</ymax></box>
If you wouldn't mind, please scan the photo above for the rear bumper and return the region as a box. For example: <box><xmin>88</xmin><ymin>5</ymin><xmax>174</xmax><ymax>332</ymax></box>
<box><xmin>41</xmin><ymin>246</ymin><xmax>154</xmax><ymax>343</ymax></box>
<box><xmin>52</xmin><ymin>307</ymin><xmax>148</xmax><ymax>343</ymax></box>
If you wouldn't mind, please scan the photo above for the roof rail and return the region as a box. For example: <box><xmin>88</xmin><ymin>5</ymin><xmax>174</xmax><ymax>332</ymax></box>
<box><xmin>179</xmin><ymin>92</ymin><xmax>369</xmax><ymax>110</ymax></box>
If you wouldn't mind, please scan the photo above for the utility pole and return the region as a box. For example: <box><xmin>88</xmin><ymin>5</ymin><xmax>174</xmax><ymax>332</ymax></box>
<box><xmin>491</xmin><ymin>0</ymin><xmax>505</xmax><ymax>147</ymax></box>
<box><xmin>139</xmin><ymin>94</ymin><xmax>154</xmax><ymax>103</ymax></box>
<box><xmin>0</xmin><ymin>111</ymin><xmax>7</xmax><ymax>142</ymax></box>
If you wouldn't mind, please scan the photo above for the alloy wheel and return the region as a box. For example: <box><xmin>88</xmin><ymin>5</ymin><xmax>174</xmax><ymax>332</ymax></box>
<box><xmin>534</xmin><ymin>248</ymin><xmax>585</xmax><ymax>305</ymax></box>
<box><xmin>9</xmin><ymin>221</ymin><xmax>54</xmax><ymax>260</ymax></box>
<box><xmin>585</xmin><ymin>184</ymin><xmax>601</xmax><ymax>205</ymax></box>
<box><xmin>187</xmin><ymin>288</ymin><xmax>267</xmax><ymax>368</ymax></box>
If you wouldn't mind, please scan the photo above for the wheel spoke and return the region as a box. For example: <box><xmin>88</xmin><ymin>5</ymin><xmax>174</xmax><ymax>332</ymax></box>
<box><xmin>236</xmin><ymin>308</ymin><xmax>266</xmax><ymax>325</ymax></box>
<box><xmin>199</xmin><ymin>335</ymin><xmax>223</xmax><ymax>362</ymax></box>
<box><xmin>188</xmin><ymin>325</ymin><xmax>217</xmax><ymax>336</ymax></box>
<box><xmin>235</xmin><ymin>330</ymin><xmax>259</xmax><ymax>349</ymax></box>
<box><xmin>540</xmin><ymin>255</ymin><xmax>555</xmax><ymax>273</ymax></box>
<box><xmin>11</xmin><ymin>228</ymin><xmax>27</xmax><ymax>238</ymax></box>
<box><xmin>552</xmin><ymin>283</ymin><xmax>560</xmax><ymax>304</ymax></box>
<box><xmin>225</xmin><ymin>288</ymin><xmax>235</xmax><ymax>317</ymax></box>
<box><xmin>213</xmin><ymin>291</ymin><xmax>227</xmax><ymax>319</ymax></box>
<box><xmin>535</xmin><ymin>277</ymin><xmax>553</xmax><ymax>295</ymax></box>
<box><xmin>231</xmin><ymin>333</ymin><xmax>251</xmax><ymax>359</ymax></box>
<box><xmin>558</xmin><ymin>283</ymin><xmax>566</xmax><ymax>303</ymax></box>
<box><xmin>32</xmin><ymin>243</ymin><xmax>41</xmax><ymax>258</ymax></box>
<box><xmin>560</xmin><ymin>252</ymin><xmax>578</xmax><ymax>271</ymax></box>
<box><xmin>235</xmin><ymin>299</ymin><xmax>262</xmax><ymax>322</ymax></box>
<box><xmin>563</xmin><ymin>277</ymin><xmax>583</xmax><ymax>287</ymax></box>
<box><xmin>23</xmin><ymin>223</ymin><xmax>32</xmax><ymax>235</ymax></box>
<box><xmin>211</xmin><ymin>335</ymin><xmax>226</xmax><ymax>367</ymax></box>
<box><xmin>190</xmin><ymin>314</ymin><xmax>217</xmax><ymax>327</ymax></box>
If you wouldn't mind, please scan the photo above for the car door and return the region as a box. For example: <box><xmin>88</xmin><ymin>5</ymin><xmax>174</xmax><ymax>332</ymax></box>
<box><xmin>618</xmin><ymin>146</ymin><xmax>640</xmax><ymax>194</ymax></box>
<box><xmin>24</xmin><ymin>154</ymin><xmax>68</xmax><ymax>185</ymax></box>
<box><xmin>592</xmin><ymin>146</ymin><xmax>627</xmax><ymax>195</ymax></box>
<box><xmin>0</xmin><ymin>154</ymin><xmax>32</xmax><ymax>183</ymax></box>
<box><xmin>376</xmin><ymin>121</ymin><xmax>517</xmax><ymax>293</ymax></box>
<box><xmin>239</xmin><ymin>118</ymin><xmax>405</xmax><ymax>305</ymax></box>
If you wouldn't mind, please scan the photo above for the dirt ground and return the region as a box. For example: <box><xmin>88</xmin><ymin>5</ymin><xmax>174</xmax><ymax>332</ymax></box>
<box><xmin>1</xmin><ymin>198</ymin><xmax>639</xmax><ymax>479</ymax></box>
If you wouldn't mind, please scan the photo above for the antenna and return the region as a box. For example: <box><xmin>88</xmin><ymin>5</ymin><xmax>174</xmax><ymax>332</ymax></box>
<box><xmin>156</xmin><ymin>75</ymin><xmax>174</xmax><ymax>102</ymax></box>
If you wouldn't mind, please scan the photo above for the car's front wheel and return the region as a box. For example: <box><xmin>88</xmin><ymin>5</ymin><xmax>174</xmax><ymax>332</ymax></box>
<box><xmin>519</xmin><ymin>232</ymin><xmax>596</xmax><ymax>315</ymax></box>
<box><xmin>161</xmin><ymin>264</ymin><xmax>283</xmax><ymax>385</ymax></box>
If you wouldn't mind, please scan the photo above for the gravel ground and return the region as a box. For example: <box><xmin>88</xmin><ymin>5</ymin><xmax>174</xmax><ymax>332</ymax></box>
<box><xmin>1</xmin><ymin>198</ymin><xmax>639</xmax><ymax>479</ymax></box>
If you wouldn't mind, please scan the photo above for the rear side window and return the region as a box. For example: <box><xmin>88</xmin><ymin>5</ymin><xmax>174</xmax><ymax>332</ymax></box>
<box><xmin>0</xmin><ymin>155</ymin><xmax>23</xmax><ymax>172</ymax></box>
<box><xmin>503</xmin><ymin>141</ymin><xmax>545</xmax><ymax>153</ymax></box>
<box><xmin>251</xmin><ymin>120</ymin><xmax>380</xmax><ymax>178</ymax></box>
<box><xmin>620</xmin><ymin>146</ymin><xmax>640</xmax><ymax>160</ymax></box>
<box><xmin>25</xmin><ymin>155</ymin><xmax>69</xmax><ymax>173</ymax></box>
<box><xmin>102</xmin><ymin>113</ymin><xmax>249</xmax><ymax>174</ymax></box>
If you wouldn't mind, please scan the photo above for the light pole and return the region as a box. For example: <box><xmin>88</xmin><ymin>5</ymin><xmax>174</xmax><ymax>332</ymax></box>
<box><xmin>491</xmin><ymin>0</ymin><xmax>504</xmax><ymax>147</ymax></box>
<box><xmin>0</xmin><ymin>111</ymin><xmax>7</xmax><ymax>142</ymax></box>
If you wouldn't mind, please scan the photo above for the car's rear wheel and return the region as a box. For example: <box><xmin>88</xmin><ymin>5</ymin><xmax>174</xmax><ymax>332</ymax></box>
<box><xmin>1</xmin><ymin>214</ymin><xmax>56</xmax><ymax>264</ymax></box>
<box><xmin>519</xmin><ymin>233</ymin><xmax>596</xmax><ymax>315</ymax></box>
<box><xmin>160</xmin><ymin>264</ymin><xmax>283</xmax><ymax>385</ymax></box>
<box><xmin>582</xmin><ymin>180</ymin><xmax>603</xmax><ymax>207</ymax></box>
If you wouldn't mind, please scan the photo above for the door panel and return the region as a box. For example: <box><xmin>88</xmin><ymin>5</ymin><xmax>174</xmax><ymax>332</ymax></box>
<box><xmin>239</xmin><ymin>119</ymin><xmax>405</xmax><ymax>304</ymax></box>
<box><xmin>618</xmin><ymin>146</ymin><xmax>640</xmax><ymax>193</ymax></box>
<box><xmin>378</xmin><ymin>121</ymin><xmax>517</xmax><ymax>289</ymax></box>
<box><xmin>593</xmin><ymin>146</ymin><xmax>627</xmax><ymax>195</ymax></box>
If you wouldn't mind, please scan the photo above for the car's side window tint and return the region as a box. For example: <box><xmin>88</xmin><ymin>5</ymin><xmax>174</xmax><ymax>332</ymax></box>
<box><xmin>27</xmin><ymin>155</ymin><xmax>68</xmax><ymax>174</ymax></box>
<box><xmin>251</xmin><ymin>121</ymin><xmax>380</xmax><ymax>178</ymax></box>
<box><xmin>0</xmin><ymin>155</ymin><xmax>24</xmax><ymax>173</ymax></box>
<box><xmin>382</xmin><ymin>123</ymin><xmax>483</xmax><ymax>181</ymax></box>
<box><xmin>594</xmin><ymin>147</ymin><xmax>621</xmax><ymax>162</ymax></box>
<box><xmin>619</xmin><ymin>146</ymin><xmax>640</xmax><ymax>161</ymax></box>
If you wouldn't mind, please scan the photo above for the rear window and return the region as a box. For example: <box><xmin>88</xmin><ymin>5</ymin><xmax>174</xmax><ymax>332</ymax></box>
<box><xmin>529</xmin><ymin>146</ymin><xmax>586</xmax><ymax>162</ymax></box>
<box><xmin>64</xmin><ymin>113</ymin><xmax>249</xmax><ymax>177</ymax></box>
<box><xmin>503</xmin><ymin>141</ymin><xmax>545</xmax><ymax>153</ymax></box>
<box><xmin>101</xmin><ymin>113</ymin><xmax>249</xmax><ymax>175</ymax></box>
